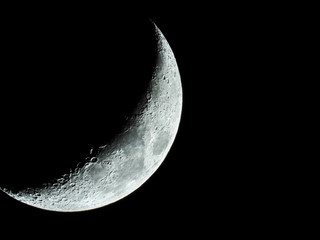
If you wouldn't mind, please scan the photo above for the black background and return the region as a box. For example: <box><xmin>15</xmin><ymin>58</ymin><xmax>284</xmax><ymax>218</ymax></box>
<box><xmin>0</xmin><ymin>2</ymin><xmax>283</xmax><ymax>237</ymax></box>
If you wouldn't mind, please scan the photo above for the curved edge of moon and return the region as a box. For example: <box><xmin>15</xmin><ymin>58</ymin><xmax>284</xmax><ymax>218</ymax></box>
<box><xmin>1</xmin><ymin>22</ymin><xmax>183</xmax><ymax>212</ymax></box>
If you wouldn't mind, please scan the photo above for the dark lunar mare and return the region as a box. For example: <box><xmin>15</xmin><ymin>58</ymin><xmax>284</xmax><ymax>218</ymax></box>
<box><xmin>0</xmin><ymin>13</ymin><xmax>158</xmax><ymax>191</ymax></box>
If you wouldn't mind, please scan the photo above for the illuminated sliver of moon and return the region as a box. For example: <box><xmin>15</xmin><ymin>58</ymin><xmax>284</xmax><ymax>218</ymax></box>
<box><xmin>1</xmin><ymin>22</ymin><xmax>182</xmax><ymax>212</ymax></box>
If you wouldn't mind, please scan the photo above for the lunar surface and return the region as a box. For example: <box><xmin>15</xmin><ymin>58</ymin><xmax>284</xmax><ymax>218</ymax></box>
<box><xmin>1</xmin><ymin>22</ymin><xmax>182</xmax><ymax>212</ymax></box>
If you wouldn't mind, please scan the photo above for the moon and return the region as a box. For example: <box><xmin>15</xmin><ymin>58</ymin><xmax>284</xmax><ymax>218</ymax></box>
<box><xmin>0</xmin><ymin>21</ymin><xmax>182</xmax><ymax>212</ymax></box>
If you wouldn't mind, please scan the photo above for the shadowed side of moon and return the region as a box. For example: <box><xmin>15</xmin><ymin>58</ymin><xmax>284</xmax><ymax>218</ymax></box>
<box><xmin>0</xmin><ymin>16</ymin><xmax>158</xmax><ymax>192</ymax></box>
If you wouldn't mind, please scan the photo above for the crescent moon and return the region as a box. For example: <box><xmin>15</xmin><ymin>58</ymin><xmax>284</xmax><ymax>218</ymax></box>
<box><xmin>1</xmin><ymin>21</ymin><xmax>182</xmax><ymax>212</ymax></box>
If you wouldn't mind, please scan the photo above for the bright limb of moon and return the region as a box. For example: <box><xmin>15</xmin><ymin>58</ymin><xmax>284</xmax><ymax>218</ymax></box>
<box><xmin>1</xmin><ymin>22</ymin><xmax>182</xmax><ymax>212</ymax></box>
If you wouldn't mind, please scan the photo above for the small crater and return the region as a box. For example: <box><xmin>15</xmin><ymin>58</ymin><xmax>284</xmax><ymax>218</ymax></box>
<box><xmin>101</xmin><ymin>160</ymin><xmax>112</xmax><ymax>167</ymax></box>
<box><xmin>57</xmin><ymin>178</ymin><xmax>65</xmax><ymax>184</ymax></box>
